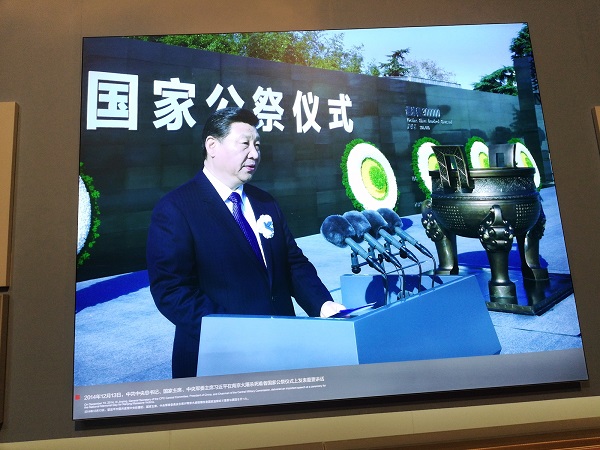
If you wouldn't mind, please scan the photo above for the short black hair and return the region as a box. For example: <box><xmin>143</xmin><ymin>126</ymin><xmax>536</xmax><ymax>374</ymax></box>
<box><xmin>201</xmin><ymin>107</ymin><xmax>259</xmax><ymax>159</ymax></box>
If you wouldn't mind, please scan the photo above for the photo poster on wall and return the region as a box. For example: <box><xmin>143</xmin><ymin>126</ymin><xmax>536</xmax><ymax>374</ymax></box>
<box><xmin>73</xmin><ymin>23</ymin><xmax>588</xmax><ymax>420</ymax></box>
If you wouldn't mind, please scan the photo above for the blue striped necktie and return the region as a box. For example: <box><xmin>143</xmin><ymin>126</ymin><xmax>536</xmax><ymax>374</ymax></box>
<box><xmin>228</xmin><ymin>192</ymin><xmax>263</xmax><ymax>264</ymax></box>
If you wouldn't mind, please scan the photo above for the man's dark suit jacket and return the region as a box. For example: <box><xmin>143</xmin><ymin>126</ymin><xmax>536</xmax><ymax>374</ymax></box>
<box><xmin>147</xmin><ymin>170</ymin><xmax>333</xmax><ymax>378</ymax></box>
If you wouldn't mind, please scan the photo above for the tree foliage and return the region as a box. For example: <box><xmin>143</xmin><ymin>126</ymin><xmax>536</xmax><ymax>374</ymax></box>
<box><xmin>365</xmin><ymin>60</ymin><xmax>382</xmax><ymax>77</ymax></box>
<box><xmin>134</xmin><ymin>33</ymin><xmax>457</xmax><ymax>82</ymax></box>
<box><xmin>404</xmin><ymin>59</ymin><xmax>456</xmax><ymax>83</ymax></box>
<box><xmin>473</xmin><ymin>66</ymin><xmax>518</xmax><ymax>95</ymax></box>
<box><xmin>473</xmin><ymin>24</ymin><xmax>537</xmax><ymax>95</ymax></box>
<box><xmin>510</xmin><ymin>24</ymin><xmax>532</xmax><ymax>57</ymax></box>
<box><xmin>510</xmin><ymin>24</ymin><xmax>539</xmax><ymax>93</ymax></box>
<box><xmin>133</xmin><ymin>31</ymin><xmax>364</xmax><ymax>74</ymax></box>
<box><xmin>379</xmin><ymin>49</ymin><xmax>411</xmax><ymax>77</ymax></box>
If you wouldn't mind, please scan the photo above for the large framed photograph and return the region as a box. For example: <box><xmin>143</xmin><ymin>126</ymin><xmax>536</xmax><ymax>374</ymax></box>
<box><xmin>73</xmin><ymin>23</ymin><xmax>587</xmax><ymax>420</ymax></box>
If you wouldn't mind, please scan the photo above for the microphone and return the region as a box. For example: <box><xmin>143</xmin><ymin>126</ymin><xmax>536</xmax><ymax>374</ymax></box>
<box><xmin>320</xmin><ymin>215</ymin><xmax>386</xmax><ymax>275</ymax></box>
<box><xmin>377</xmin><ymin>208</ymin><xmax>435</xmax><ymax>259</ymax></box>
<box><xmin>362</xmin><ymin>210</ymin><xmax>411</xmax><ymax>260</ymax></box>
<box><xmin>344</xmin><ymin>211</ymin><xmax>404</xmax><ymax>270</ymax></box>
<box><xmin>361</xmin><ymin>209</ymin><xmax>408</xmax><ymax>298</ymax></box>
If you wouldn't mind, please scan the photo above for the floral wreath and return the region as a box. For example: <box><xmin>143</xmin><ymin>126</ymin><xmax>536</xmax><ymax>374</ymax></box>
<box><xmin>77</xmin><ymin>162</ymin><xmax>101</xmax><ymax>267</ymax></box>
<box><xmin>340</xmin><ymin>139</ymin><xmax>398</xmax><ymax>211</ymax></box>
<box><xmin>411</xmin><ymin>136</ymin><xmax>440</xmax><ymax>198</ymax></box>
<box><xmin>509</xmin><ymin>138</ymin><xmax>541</xmax><ymax>189</ymax></box>
<box><xmin>465</xmin><ymin>136</ymin><xmax>489</xmax><ymax>169</ymax></box>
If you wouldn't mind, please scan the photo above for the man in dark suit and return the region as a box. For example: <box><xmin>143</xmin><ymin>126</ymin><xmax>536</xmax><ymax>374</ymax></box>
<box><xmin>147</xmin><ymin>107</ymin><xmax>344</xmax><ymax>378</ymax></box>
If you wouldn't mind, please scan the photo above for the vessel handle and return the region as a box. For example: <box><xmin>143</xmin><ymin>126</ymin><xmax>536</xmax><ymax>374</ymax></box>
<box><xmin>432</xmin><ymin>145</ymin><xmax>473</xmax><ymax>191</ymax></box>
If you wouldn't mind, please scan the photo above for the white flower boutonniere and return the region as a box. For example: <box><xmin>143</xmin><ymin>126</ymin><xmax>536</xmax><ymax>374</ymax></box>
<box><xmin>257</xmin><ymin>215</ymin><xmax>275</xmax><ymax>239</ymax></box>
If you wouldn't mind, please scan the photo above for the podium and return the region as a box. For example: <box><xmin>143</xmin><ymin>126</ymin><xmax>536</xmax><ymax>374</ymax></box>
<box><xmin>197</xmin><ymin>275</ymin><xmax>500</xmax><ymax>377</ymax></box>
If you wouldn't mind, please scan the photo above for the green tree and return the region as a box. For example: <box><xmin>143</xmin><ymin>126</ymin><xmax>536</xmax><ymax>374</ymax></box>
<box><xmin>510</xmin><ymin>24</ymin><xmax>539</xmax><ymax>93</ymax></box>
<box><xmin>379</xmin><ymin>49</ymin><xmax>411</xmax><ymax>77</ymax></box>
<box><xmin>404</xmin><ymin>59</ymin><xmax>456</xmax><ymax>83</ymax></box>
<box><xmin>510</xmin><ymin>24</ymin><xmax>532</xmax><ymax>57</ymax></box>
<box><xmin>241</xmin><ymin>32</ymin><xmax>296</xmax><ymax>62</ymax></box>
<box><xmin>132</xmin><ymin>31</ymin><xmax>364</xmax><ymax>74</ymax></box>
<box><xmin>133</xmin><ymin>34</ymin><xmax>243</xmax><ymax>54</ymax></box>
<box><xmin>473</xmin><ymin>66</ymin><xmax>518</xmax><ymax>95</ymax></box>
<box><xmin>473</xmin><ymin>24</ymin><xmax>538</xmax><ymax>96</ymax></box>
<box><xmin>365</xmin><ymin>60</ymin><xmax>381</xmax><ymax>77</ymax></box>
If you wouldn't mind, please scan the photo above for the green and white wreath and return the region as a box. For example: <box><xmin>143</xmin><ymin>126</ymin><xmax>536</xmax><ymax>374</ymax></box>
<box><xmin>77</xmin><ymin>163</ymin><xmax>101</xmax><ymax>267</ymax></box>
<box><xmin>341</xmin><ymin>139</ymin><xmax>398</xmax><ymax>211</ymax></box>
<box><xmin>510</xmin><ymin>139</ymin><xmax>541</xmax><ymax>189</ymax></box>
<box><xmin>465</xmin><ymin>136</ymin><xmax>489</xmax><ymax>169</ymax></box>
<box><xmin>411</xmin><ymin>137</ymin><xmax>440</xmax><ymax>198</ymax></box>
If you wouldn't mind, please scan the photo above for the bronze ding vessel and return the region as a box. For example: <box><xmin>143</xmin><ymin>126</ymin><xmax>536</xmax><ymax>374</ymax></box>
<box><xmin>421</xmin><ymin>145</ymin><xmax>548</xmax><ymax>306</ymax></box>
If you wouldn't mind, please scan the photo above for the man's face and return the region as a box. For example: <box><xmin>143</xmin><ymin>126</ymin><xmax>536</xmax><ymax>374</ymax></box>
<box><xmin>205</xmin><ymin>122</ymin><xmax>261</xmax><ymax>190</ymax></box>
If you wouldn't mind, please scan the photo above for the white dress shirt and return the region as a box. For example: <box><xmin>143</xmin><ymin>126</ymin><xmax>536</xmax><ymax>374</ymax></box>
<box><xmin>203</xmin><ymin>167</ymin><xmax>344</xmax><ymax>317</ymax></box>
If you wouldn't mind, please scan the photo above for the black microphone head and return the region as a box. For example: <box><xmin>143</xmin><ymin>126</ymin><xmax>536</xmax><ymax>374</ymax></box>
<box><xmin>362</xmin><ymin>210</ymin><xmax>391</xmax><ymax>234</ymax></box>
<box><xmin>377</xmin><ymin>207</ymin><xmax>403</xmax><ymax>229</ymax></box>
<box><xmin>342</xmin><ymin>211</ymin><xmax>371</xmax><ymax>240</ymax></box>
<box><xmin>320</xmin><ymin>215</ymin><xmax>356</xmax><ymax>248</ymax></box>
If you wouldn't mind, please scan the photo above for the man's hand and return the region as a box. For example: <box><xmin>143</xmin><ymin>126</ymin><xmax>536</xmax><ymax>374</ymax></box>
<box><xmin>320</xmin><ymin>300</ymin><xmax>346</xmax><ymax>318</ymax></box>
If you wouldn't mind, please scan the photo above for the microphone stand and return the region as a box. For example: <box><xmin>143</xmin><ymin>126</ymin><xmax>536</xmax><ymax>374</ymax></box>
<box><xmin>348</xmin><ymin>249</ymin><xmax>389</xmax><ymax>306</ymax></box>
<box><xmin>401</xmin><ymin>237</ymin><xmax>439</xmax><ymax>290</ymax></box>
<box><xmin>383</xmin><ymin>241</ymin><xmax>406</xmax><ymax>299</ymax></box>
<box><xmin>427</xmin><ymin>253</ymin><xmax>438</xmax><ymax>289</ymax></box>
<box><xmin>398</xmin><ymin>238</ymin><xmax>423</xmax><ymax>292</ymax></box>
<box><xmin>368</xmin><ymin>244</ymin><xmax>390</xmax><ymax>306</ymax></box>
<box><xmin>395</xmin><ymin>228</ymin><xmax>438</xmax><ymax>289</ymax></box>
